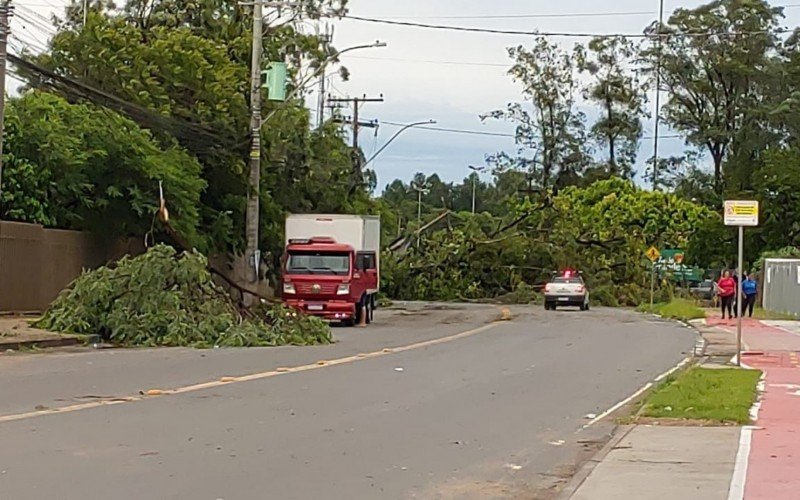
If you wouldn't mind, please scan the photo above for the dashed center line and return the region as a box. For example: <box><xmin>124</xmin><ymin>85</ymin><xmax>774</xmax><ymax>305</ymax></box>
<box><xmin>0</xmin><ymin>322</ymin><xmax>500</xmax><ymax>425</ymax></box>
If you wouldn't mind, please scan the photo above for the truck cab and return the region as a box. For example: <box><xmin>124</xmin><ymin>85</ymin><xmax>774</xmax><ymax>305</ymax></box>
<box><xmin>281</xmin><ymin>215</ymin><xmax>380</xmax><ymax>326</ymax></box>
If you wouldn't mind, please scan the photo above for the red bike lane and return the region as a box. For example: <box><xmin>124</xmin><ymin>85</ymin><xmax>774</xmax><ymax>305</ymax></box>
<box><xmin>708</xmin><ymin>317</ymin><xmax>800</xmax><ymax>499</ymax></box>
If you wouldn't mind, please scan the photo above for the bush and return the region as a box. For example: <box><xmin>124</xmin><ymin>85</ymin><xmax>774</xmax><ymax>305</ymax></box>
<box><xmin>35</xmin><ymin>245</ymin><xmax>331</xmax><ymax>348</ymax></box>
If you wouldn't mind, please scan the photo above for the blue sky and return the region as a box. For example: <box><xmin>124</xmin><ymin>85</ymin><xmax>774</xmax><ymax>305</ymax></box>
<box><xmin>9</xmin><ymin>0</ymin><xmax>800</xmax><ymax>192</ymax></box>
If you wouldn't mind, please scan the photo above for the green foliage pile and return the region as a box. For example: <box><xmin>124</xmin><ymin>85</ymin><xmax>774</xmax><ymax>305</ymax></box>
<box><xmin>35</xmin><ymin>245</ymin><xmax>331</xmax><ymax>348</ymax></box>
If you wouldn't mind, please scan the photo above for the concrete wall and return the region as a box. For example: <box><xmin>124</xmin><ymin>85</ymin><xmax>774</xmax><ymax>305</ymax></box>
<box><xmin>0</xmin><ymin>221</ymin><xmax>141</xmax><ymax>313</ymax></box>
<box><xmin>763</xmin><ymin>259</ymin><xmax>800</xmax><ymax>318</ymax></box>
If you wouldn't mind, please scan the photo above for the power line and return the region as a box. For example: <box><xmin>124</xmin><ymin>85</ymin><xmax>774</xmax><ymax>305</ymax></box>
<box><xmin>351</xmin><ymin>10</ymin><xmax>657</xmax><ymax>20</ymax></box>
<box><xmin>352</xmin><ymin>3</ymin><xmax>800</xmax><ymax>20</ymax></box>
<box><xmin>381</xmin><ymin>121</ymin><xmax>685</xmax><ymax>141</ymax></box>
<box><xmin>345</xmin><ymin>55</ymin><xmax>508</xmax><ymax>68</ymax></box>
<box><xmin>341</xmin><ymin>15</ymin><xmax>793</xmax><ymax>39</ymax></box>
<box><xmin>381</xmin><ymin>121</ymin><xmax>515</xmax><ymax>137</ymax></box>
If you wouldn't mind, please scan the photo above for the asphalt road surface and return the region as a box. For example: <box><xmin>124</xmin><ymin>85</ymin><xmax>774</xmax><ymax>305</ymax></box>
<box><xmin>0</xmin><ymin>304</ymin><xmax>696</xmax><ymax>499</ymax></box>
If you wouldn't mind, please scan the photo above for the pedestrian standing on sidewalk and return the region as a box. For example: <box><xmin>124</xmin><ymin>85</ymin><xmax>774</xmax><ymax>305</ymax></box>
<box><xmin>717</xmin><ymin>270</ymin><xmax>736</xmax><ymax>320</ymax></box>
<box><xmin>742</xmin><ymin>272</ymin><xmax>758</xmax><ymax>318</ymax></box>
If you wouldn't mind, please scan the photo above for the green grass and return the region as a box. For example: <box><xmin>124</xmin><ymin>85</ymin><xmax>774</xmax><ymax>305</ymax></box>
<box><xmin>637</xmin><ymin>298</ymin><xmax>706</xmax><ymax>321</ymax></box>
<box><xmin>752</xmin><ymin>307</ymin><xmax>799</xmax><ymax>321</ymax></box>
<box><xmin>639</xmin><ymin>367</ymin><xmax>762</xmax><ymax>424</ymax></box>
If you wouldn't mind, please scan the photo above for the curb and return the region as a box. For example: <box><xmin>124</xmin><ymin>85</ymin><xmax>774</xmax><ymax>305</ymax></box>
<box><xmin>0</xmin><ymin>336</ymin><xmax>81</xmax><ymax>351</ymax></box>
<box><xmin>556</xmin><ymin>425</ymin><xmax>635</xmax><ymax>500</ymax></box>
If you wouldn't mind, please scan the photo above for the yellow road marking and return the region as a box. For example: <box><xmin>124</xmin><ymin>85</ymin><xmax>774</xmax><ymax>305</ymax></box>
<box><xmin>0</xmin><ymin>322</ymin><xmax>500</xmax><ymax>425</ymax></box>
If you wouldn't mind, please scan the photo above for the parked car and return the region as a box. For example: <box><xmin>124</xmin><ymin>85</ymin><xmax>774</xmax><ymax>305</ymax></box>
<box><xmin>689</xmin><ymin>280</ymin><xmax>715</xmax><ymax>301</ymax></box>
<box><xmin>544</xmin><ymin>270</ymin><xmax>590</xmax><ymax>311</ymax></box>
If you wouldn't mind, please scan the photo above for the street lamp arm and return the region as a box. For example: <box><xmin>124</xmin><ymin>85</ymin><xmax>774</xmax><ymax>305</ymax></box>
<box><xmin>364</xmin><ymin>120</ymin><xmax>436</xmax><ymax>167</ymax></box>
<box><xmin>260</xmin><ymin>41</ymin><xmax>386</xmax><ymax>128</ymax></box>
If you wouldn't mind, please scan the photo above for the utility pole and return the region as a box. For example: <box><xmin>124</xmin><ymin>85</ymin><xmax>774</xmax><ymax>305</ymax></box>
<box><xmin>243</xmin><ymin>0</ymin><xmax>300</xmax><ymax>305</ymax></box>
<box><xmin>316</xmin><ymin>24</ymin><xmax>332</xmax><ymax>129</ymax></box>
<box><xmin>0</xmin><ymin>0</ymin><xmax>12</xmax><ymax>198</ymax></box>
<box><xmin>652</xmin><ymin>0</ymin><xmax>665</xmax><ymax>191</ymax></box>
<box><xmin>328</xmin><ymin>94</ymin><xmax>383</xmax><ymax>168</ymax></box>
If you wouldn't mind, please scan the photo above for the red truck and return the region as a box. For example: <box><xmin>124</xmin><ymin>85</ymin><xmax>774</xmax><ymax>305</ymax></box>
<box><xmin>281</xmin><ymin>214</ymin><xmax>380</xmax><ymax>326</ymax></box>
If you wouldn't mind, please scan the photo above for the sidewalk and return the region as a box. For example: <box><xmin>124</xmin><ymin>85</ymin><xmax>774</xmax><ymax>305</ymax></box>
<box><xmin>568</xmin><ymin>426</ymin><xmax>740</xmax><ymax>500</ymax></box>
<box><xmin>564</xmin><ymin>314</ymin><xmax>800</xmax><ymax>500</ymax></box>
<box><xmin>0</xmin><ymin>316</ymin><xmax>80</xmax><ymax>351</ymax></box>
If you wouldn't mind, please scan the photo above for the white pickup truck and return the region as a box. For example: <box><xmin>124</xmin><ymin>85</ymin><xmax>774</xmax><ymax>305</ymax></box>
<box><xmin>544</xmin><ymin>271</ymin><xmax>590</xmax><ymax>311</ymax></box>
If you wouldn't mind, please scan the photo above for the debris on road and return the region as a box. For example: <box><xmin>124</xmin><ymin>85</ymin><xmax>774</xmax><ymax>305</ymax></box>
<box><xmin>394</xmin><ymin>367</ymin><xmax>404</xmax><ymax>372</ymax></box>
<box><xmin>34</xmin><ymin>245</ymin><xmax>332</xmax><ymax>348</ymax></box>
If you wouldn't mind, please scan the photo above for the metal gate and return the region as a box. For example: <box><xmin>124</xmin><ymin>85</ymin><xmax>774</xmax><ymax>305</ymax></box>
<box><xmin>763</xmin><ymin>259</ymin><xmax>800</xmax><ymax>318</ymax></box>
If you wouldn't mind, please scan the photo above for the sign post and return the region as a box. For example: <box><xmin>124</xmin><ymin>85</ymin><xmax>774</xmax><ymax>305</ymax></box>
<box><xmin>724</xmin><ymin>200</ymin><xmax>759</xmax><ymax>367</ymax></box>
<box><xmin>646</xmin><ymin>246</ymin><xmax>661</xmax><ymax>308</ymax></box>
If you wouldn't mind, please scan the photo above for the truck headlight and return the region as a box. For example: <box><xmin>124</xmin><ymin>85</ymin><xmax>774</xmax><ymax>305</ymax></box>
<box><xmin>283</xmin><ymin>283</ymin><xmax>296</xmax><ymax>294</ymax></box>
<box><xmin>337</xmin><ymin>283</ymin><xmax>350</xmax><ymax>295</ymax></box>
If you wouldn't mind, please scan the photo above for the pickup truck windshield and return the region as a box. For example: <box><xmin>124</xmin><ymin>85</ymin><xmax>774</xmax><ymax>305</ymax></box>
<box><xmin>287</xmin><ymin>252</ymin><xmax>350</xmax><ymax>275</ymax></box>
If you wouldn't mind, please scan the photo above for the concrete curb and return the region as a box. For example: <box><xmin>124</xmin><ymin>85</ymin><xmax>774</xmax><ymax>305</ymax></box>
<box><xmin>0</xmin><ymin>336</ymin><xmax>81</xmax><ymax>351</ymax></box>
<box><xmin>556</xmin><ymin>425</ymin><xmax>635</xmax><ymax>500</ymax></box>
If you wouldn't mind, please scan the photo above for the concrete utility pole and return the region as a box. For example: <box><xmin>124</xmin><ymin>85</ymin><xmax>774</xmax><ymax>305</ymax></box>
<box><xmin>468</xmin><ymin>165</ymin><xmax>485</xmax><ymax>214</ymax></box>
<box><xmin>316</xmin><ymin>24</ymin><xmax>332</xmax><ymax>129</ymax></box>
<box><xmin>0</xmin><ymin>0</ymin><xmax>12</xmax><ymax>198</ymax></box>
<box><xmin>243</xmin><ymin>0</ymin><xmax>301</xmax><ymax>305</ymax></box>
<box><xmin>652</xmin><ymin>0</ymin><xmax>665</xmax><ymax>191</ymax></box>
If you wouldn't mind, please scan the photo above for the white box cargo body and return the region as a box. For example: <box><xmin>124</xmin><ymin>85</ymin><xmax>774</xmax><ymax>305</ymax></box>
<box><xmin>285</xmin><ymin>214</ymin><xmax>380</xmax><ymax>253</ymax></box>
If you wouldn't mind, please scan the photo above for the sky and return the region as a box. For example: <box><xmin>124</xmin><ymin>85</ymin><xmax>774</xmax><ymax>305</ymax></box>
<box><xmin>8</xmin><ymin>0</ymin><xmax>800</xmax><ymax>192</ymax></box>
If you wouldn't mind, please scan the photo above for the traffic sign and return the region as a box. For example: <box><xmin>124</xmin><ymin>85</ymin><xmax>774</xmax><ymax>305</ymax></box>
<box><xmin>724</xmin><ymin>200</ymin><xmax>759</xmax><ymax>227</ymax></box>
<box><xmin>646</xmin><ymin>246</ymin><xmax>661</xmax><ymax>262</ymax></box>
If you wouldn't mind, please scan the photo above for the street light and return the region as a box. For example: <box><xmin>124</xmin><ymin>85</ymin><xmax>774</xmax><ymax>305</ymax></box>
<box><xmin>468</xmin><ymin>165</ymin><xmax>486</xmax><ymax>214</ymax></box>
<box><xmin>364</xmin><ymin>120</ymin><xmax>437</xmax><ymax>167</ymax></box>
<box><xmin>411</xmin><ymin>182</ymin><xmax>430</xmax><ymax>224</ymax></box>
<box><xmin>260</xmin><ymin>40</ymin><xmax>387</xmax><ymax>129</ymax></box>
<box><xmin>411</xmin><ymin>181</ymin><xmax>430</xmax><ymax>246</ymax></box>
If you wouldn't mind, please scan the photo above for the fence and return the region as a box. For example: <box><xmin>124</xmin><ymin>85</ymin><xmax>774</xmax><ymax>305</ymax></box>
<box><xmin>0</xmin><ymin>221</ymin><xmax>142</xmax><ymax>312</ymax></box>
<box><xmin>763</xmin><ymin>258</ymin><xmax>800</xmax><ymax>318</ymax></box>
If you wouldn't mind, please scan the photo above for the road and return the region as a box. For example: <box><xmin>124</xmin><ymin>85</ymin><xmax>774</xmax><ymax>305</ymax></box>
<box><xmin>0</xmin><ymin>304</ymin><xmax>695</xmax><ymax>499</ymax></box>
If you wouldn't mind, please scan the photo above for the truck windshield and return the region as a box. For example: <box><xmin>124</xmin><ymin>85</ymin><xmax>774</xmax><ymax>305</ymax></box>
<box><xmin>287</xmin><ymin>252</ymin><xmax>350</xmax><ymax>275</ymax></box>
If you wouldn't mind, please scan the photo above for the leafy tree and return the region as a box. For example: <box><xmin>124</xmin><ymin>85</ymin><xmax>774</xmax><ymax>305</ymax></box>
<box><xmin>28</xmin><ymin>3</ymin><xmax>372</xmax><ymax>258</ymax></box>
<box><xmin>1</xmin><ymin>91</ymin><xmax>205</xmax><ymax>244</ymax></box>
<box><xmin>641</xmin><ymin>0</ymin><xmax>783</xmax><ymax>192</ymax></box>
<box><xmin>484</xmin><ymin>37</ymin><xmax>588</xmax><ymax>189</ymax></box>
<box><xmin>580</xmin><ymin>36</ymin><xmax>648</xmax><ymax>178</ymax></box>
<box><xmin>753</xmin><ymin>149</ymin><xmax>800</xmax><ymax>249</ymax></box>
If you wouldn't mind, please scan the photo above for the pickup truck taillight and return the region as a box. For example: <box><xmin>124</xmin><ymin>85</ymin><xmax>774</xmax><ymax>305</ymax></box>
<box><xmin>577</xmin><ymin>285</ymin><xmax>585</xmax><ymax>293</ymax></box>
<box><xmin>544</xmin><ymin>284</ymin><xmax>552</xmax><ymax>293</ymax></box>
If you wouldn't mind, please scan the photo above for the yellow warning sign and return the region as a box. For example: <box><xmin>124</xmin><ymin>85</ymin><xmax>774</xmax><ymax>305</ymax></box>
<box><xmin>646</xmin><ymin>246</ymin><xmax>661</xmax><ymax>262</ymax></box>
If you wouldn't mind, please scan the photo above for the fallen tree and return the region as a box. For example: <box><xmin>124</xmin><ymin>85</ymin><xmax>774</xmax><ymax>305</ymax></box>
<box><xmin>35</xmin><ymin>245</ymin><xmax>331</xmax><ymax>348</ymax></box>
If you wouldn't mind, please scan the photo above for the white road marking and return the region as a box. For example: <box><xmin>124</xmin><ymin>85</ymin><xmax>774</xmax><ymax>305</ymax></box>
<box><xmin>583</xmin><ymin>357</ymin><xmax>691</xmax><ymax>429</ymax></box>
